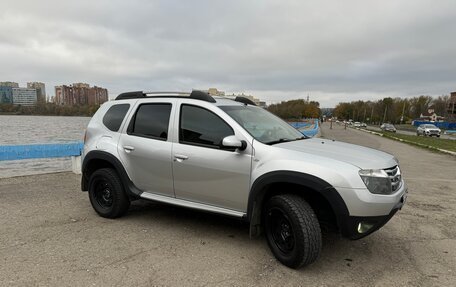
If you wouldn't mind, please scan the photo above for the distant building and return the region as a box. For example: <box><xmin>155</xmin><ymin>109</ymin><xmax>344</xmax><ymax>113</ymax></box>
<box><xmin>0</xmin><ymin>86</ymin><xmax>13</xmax><ymax>104</ymax></box>
<box><xmin>0</xmin><ymin>81</ymin><xmax>19</xmax><ymax>88</ymax></box>
<box><xmin>419</xmin><ymin>106</ymin><xmax>444</xmax><ymax>122</ymax></box>
<box><xmin>203</xmin><ymin>88</ymin><xmax>267</xmax><ymax>108</ymax></box>
<box><xmin>27</xmin><ymin>82</ymin><xmax>46</xmax><ymax>103</ymax></box>
<box><xmin>225</xmin><ymin>92</ymin><xmax>267</xmax><ymax>108</ymax></box>
<box><xmin>12</xmin><ymin>88</ymin><xmax>37</xmax><ymax>106</ymax></box>
<box><xmin>206</xmin><ymin>88</ymin><xmax>226</xmax><ymax>97</ymax></box>
<box><xmin>55</xmin><ymin>83</ymin><xmax>108</xmax><ymax>106</ymax></box>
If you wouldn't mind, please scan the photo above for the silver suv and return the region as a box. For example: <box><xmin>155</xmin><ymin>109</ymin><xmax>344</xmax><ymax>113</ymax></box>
<box><xmin>81</xmin><ymin>91</ymin><xmax>407</xmax><ymax>268</ymax></box>
<box><xmin>416</xmin><ymin>124</ymin><xmax>441</xmax><ymax>137</ymax></box>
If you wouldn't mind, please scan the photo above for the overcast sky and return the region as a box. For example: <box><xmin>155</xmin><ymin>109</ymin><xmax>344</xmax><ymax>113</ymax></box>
<box><xmin>1</xmin><ymin>0</ymin><xmax>455</xmax><ymax>107</ymax></box>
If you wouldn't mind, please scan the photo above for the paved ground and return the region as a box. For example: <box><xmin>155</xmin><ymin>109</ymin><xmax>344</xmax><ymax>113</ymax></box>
<box><xmin>1</xmin><ymin>124</ymin><xmax>455</xmax><ymax>286</ymax></box>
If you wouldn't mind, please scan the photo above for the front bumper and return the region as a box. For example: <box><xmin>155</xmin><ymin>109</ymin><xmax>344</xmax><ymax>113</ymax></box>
<box><xmin>339</xmin><ymin>193</ymin><xmax>407</xmax><ymax>239</ymax></box>
<box><xmin>425</xmin><ymin>130</ymin><xmax>440</xmax><ymax>136</ymax></box>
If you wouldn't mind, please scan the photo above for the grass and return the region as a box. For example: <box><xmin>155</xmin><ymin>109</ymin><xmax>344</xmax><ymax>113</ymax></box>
<box><xmin>373</xmin><ymin>131</ymin><xmax>456</xmax><ymax>153</ymax></box>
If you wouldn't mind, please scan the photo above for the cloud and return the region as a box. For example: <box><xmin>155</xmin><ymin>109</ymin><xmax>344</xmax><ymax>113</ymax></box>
<box><xmin>0</xmin><ymin>0</ymin><xmax>455</xmax><ymax>107</ymax></box>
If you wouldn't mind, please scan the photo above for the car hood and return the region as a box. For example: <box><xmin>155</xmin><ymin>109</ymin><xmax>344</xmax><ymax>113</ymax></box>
<box><xmin>276</xmin><ymin>138</ymin><xmax>397</xmax><ymax>169</ymax></box>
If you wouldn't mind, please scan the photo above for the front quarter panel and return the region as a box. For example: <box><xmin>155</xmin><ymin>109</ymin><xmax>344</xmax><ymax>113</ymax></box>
<box><xmin>251</xmin><ymin>140</ymin><xmax>366</xmax><ymax>190</ymax></box>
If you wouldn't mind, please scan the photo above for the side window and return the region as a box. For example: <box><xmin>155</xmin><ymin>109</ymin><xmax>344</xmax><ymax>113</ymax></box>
<box><xmin>103</xmin><ymin>104</ymin><xmax>130</xmax><ymax>132</ymax></box>
<box><xmin>128</xmin><ymin>103</ymin><xmax>172</xmax><ymax>140</ymax></box>
<box><xmin>180</xmin><ymin>104</ymin><xmax>234</xmax><ymax>149</ymax></box>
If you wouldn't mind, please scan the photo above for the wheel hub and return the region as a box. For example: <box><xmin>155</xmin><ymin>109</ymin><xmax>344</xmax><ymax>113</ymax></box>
<box><xmin>268</xmin><ymin>208</ymin><xmax>295</xmax><ymax>253</ymax></box>
<box><xmin>94</xmin><ymin>181</ymin><xmax>114</xmax><ymax>208</ymax></box>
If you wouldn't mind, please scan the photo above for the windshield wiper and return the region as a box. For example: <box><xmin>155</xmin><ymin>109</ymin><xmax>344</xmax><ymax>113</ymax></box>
<box><xmin>295</xmin><ymin>136</ymin><xmax>307</xmax><ymax>140</ymax></box>
<box><xmin>266</xmin><ymin>136</ymin><xmax>307</xmax><ymax>145</ymax></box>
<box><xmin>265</xmin><ymin>138</ymin><xmax>292</xmax><ymax>145</ymax></box>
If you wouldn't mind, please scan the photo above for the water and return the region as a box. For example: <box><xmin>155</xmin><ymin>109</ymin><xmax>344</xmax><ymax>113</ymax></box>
<box><xmin>0</xmin><ymin>115</ymin><xmax>91</xmax><ymax>178</ymax></box>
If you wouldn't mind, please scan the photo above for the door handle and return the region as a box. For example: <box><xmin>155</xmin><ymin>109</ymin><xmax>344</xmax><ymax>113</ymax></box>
<box><xmin>174</xmin><ymin>154</ymin><xmax>189</xmax><ymax>161</ymax></box>
<box><xmin>123</xmin><ymin>145</ymin><xmax>135</xmax><ymax>152</ymax></box>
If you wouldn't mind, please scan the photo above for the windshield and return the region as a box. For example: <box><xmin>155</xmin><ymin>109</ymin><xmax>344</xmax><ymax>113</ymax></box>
<box><xmin>220</xmin><ymin>105</ymin><xmax>305</xmax><ymax>144</ymax></box>
<box><xmin>424</xmin><ymin>124</ymin><xmax>437</xmax><ymax>128</ymax></box>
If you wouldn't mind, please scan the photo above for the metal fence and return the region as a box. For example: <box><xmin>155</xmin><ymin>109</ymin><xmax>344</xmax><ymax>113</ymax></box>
<box><xmin>288</xmin><ymin>119</ymin><xmax>320</xmax><ymax>137</ymax></box>
<box><xmin>412</xmin><ymin>121</ymin><xmax>456</xmax><ymax>129</ymax></box>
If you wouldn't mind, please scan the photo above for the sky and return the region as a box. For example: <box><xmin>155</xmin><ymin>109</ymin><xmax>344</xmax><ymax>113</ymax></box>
<box><xmin>0</xmin><ymin>0</ymin><xmax>455</xmax><ymax>107</ymax></box>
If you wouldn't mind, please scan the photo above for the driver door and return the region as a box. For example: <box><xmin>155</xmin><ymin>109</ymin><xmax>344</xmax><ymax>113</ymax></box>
<box><xmin>172</xmin><ymin>103</ymin><xmax>253</xmax><ymax>212</ymax></box>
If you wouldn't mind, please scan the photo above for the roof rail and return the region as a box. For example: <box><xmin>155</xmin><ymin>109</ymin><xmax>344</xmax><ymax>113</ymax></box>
<box><xmin>235</xmin><ymin>96</ymin><xmax>256</xmax><ymax>106</ymax></box>
<box><xmin>143</xmin><ymin>91</ymin><xmax>189</xmax><ymax>95</ymax></box>
<box><xmin>115</xmin><ymin>91</ymin><xmax>145</xmax><ymax>100</ymax></box>
<box><xmin>190</xmin><ymin>90</ymin><xmax>216</xmax><ymax>103</ymax></box>
<box><xmin>114</xmin><ymin>90</ymin><xmax>216</xmax><ymax>103</ymax></box>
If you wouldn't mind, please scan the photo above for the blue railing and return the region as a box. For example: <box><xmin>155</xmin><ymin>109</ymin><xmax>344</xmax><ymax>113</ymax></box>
<box><xmin>0</xmin><ymin>142</ymin><xmax>84</xmax><ymax>161</ymax></box>
<box><xmin>289</xmin><ymin>119</ymin><xmax>320</xmax><ymax>137</ymax></box>
<box><xmin>412</xmin><ymin>121</ymin><xmax>456</xmax><ymax>129</ymax></box>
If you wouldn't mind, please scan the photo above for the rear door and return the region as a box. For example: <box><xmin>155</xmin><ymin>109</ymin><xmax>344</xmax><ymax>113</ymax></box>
<box><xmin>171</xmin><ymin>101</ymin><xmax>253</xmax><ymax>212</ymax></box>
<box><xmin>118</xmin><ymin>99</ymin><xmax>176</xmax><ymax>197</ymax></box>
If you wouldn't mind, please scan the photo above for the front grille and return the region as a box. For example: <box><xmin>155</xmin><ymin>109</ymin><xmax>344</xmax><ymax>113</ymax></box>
<box><xmin>384</xmin><ymin>166</ymin><xmax>402</xmax><ymax>192</ymax></box>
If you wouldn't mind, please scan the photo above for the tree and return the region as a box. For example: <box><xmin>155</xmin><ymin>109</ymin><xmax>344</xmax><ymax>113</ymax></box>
<box><xmin>268</xmin><ymin>99</ymin><xmax>320</xmax><ymax>120</ymax></box>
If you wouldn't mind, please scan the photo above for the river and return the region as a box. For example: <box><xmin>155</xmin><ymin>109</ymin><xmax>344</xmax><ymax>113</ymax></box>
<box><xmin>0</xmin><ymin>115</ymin><xmax>91</xmax><ymax>178</ymax></box>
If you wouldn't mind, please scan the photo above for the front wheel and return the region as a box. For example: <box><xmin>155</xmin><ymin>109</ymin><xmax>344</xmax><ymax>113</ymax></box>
<box><xmin>88</xmin><ymin>168</ymin><xmax>130</xmax><ymax>218</ymax></box>
<box><xmin>264</xmin><ymin>194</ymin><xmax>322</xmax><ymax>268</ymax></box>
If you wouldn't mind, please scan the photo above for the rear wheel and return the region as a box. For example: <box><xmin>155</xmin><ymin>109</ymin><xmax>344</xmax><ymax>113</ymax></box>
<box><xmin>264</xmin><ymin>194</ymin><xmax>322</xmax><ymax>268</ymax></box>
<box><xmin>88</xmin><ymin>168</ymin><xmax>130</xmax><ymax>218</ymax></box>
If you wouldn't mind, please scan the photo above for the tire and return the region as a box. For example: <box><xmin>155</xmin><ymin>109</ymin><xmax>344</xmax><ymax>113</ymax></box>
<box><xmin>264</xmin><ymin>194</ymin><xmax>322</xmax><ymax>268</ymax></box>
<box><xmin>88</xmin><ymin>168</ymin><xmax>130</xmax><ymax>218</ymax></box>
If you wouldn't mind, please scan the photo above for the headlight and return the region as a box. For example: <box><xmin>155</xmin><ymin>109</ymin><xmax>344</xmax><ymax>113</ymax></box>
<box><xmin>359</xmin><ymin>169</ymin><xmax>392</xmax><ymax>194</ymax></box>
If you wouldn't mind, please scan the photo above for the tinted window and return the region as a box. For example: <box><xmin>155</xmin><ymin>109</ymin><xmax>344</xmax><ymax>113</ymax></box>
<box><xmin>180</xmin><ymin>105</ymin><xmax>234</xmax><ymax>148</ymax></box>
<box><xmin>103</xmin><ymin>104</ymin><xmax>130</xmax><ymax>132</ymax></box>
<box><xmin>129</xmin><ymin>104</ymin><xmax>172</xmax><ymax>140</ymax></box>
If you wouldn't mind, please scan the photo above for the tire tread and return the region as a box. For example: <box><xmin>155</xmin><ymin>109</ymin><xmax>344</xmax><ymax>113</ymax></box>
<box><xmin>266</xmin><ymin>194</ymin><xmax>322</xmax><ymax>268</ymax></box>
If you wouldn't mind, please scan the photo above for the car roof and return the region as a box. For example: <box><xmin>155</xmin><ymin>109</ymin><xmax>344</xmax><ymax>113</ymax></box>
<box><xmin>114</xmin><ymin>90</ymin><xmax>255</xmax><ymax>107</ymax></box>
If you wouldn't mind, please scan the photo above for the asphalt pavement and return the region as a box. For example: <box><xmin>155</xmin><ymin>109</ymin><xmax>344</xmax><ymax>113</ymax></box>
<box><xmin>1</xmin><ymin>123</ymin><xmax>455</xmax><ymax>286</ymax></box>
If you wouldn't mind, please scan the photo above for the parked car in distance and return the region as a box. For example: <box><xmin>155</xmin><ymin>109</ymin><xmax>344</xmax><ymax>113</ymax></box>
<box><xmin>361</xmin><ymin>123</ymin><xmax>367</xmax><ymax>128</ymax></box>
<box><xmin>416</xmin><ymin>124</ymin><xmax>441</xmax><ymax>137</ymax></box>
<box><xmin>380</xmin><ymin>123</ymin><xmax>397</xmax><ymax>132</ymax></box>
<box><xmin>353</xmin><ymin>122</ymin><xmax>361</xmax><ymax>127</ymax></box>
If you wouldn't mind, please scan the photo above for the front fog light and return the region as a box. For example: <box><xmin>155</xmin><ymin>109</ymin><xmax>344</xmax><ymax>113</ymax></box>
<box><xmin>359</xmin><ymin>169</ymin><xmax>392</xmax><ymax>194</ymax></box>
<box><xmin>357</xmin><ymin>222</ymin><xmax>375</xmax><ymax>234</ymax></box>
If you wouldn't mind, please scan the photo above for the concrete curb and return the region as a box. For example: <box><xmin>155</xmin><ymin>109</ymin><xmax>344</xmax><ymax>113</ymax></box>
<box><xmin>354</xmin><ymin>127</ymin><xmax>456</xmax><ymax>156</ymax></box>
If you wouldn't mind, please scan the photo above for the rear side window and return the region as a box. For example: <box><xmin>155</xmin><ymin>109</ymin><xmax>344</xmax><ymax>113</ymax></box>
<box><xmin>179</xmin><ymin>104</ymin><xmax>234</xmax><ymax>148</ymax></box>
<box><xmin>128</xmin><ymin>103</ymin><xmax>172</xmax><ymax>140</ymax></box>
<box><xmin>102</xmin><ymin>104</ymin><xmax>130</xmax><ymax>132</ymax></box>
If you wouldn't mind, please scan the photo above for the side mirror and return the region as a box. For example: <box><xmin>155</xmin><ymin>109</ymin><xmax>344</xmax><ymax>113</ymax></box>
<box><xmin>222</xmin><ymin>135</ymin><xmax>247</xmax><ymax>151</ymax></box>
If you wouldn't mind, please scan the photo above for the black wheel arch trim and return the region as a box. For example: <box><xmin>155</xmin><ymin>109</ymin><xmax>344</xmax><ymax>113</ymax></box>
<box><xmin>247</xmin><ymin>171</ymin><xmax>349</xmax><ymax>237</ymax></box>
<box><xmin>81</xmin><ymin>150</ymin><xmax>142</xmax><ymax>199</ymax></box>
